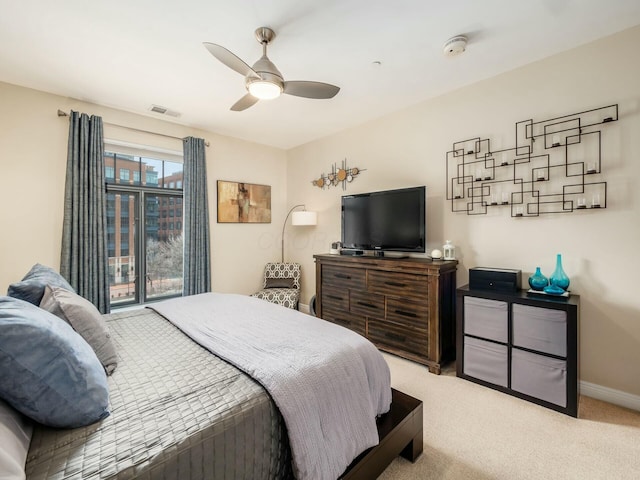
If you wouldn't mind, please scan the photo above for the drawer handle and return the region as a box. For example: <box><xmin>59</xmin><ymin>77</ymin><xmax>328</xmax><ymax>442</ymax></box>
<box><xmin>385</xmin><ymin>332</ymin><xmax>406</xmax><ymax>342</ymax></box>
<box><xmin>335</xmin><ymin>273</ymin><xmax>351</xmax><ymax>279</ymax></box>
<box><xmin>394</xmin><ymin>309</ymin><xmax>418</xmax><ymax>318</ymax></box>
<box><xmin>357</xmin><ymin>301</ymin><xmax>378</xmax><ymax>309</ymax></box>
<box><xmin>385</xmin><ymin>281</ymin><xmax>406</xmax><ymax>288</ymax></box>
<box><xmin>327</xmin><ymin>294</ymin><xmax>344</xmax><ymax>301</ymax></box>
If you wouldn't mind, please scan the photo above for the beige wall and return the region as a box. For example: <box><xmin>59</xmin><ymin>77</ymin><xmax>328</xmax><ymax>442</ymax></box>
<box><xmin>287</xmin><ymin>26</ymin><xmax>640</xmax><ymax>396</ymax></box>
<box><xmin>0</xmin><ymin>81</ymin><xmax>288</xmax><ymax>297</ymax></box>
<box><xmin>1</xmin><ymin>26</ymin><xmax>638</xmax><ymax>398</ymax></box>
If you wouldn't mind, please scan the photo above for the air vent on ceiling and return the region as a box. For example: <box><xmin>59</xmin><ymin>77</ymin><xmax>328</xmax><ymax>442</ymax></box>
<box><xmin>149</xmin><ymin>104</ymin><xmax>181</xmax><ymax>118</ymax></box>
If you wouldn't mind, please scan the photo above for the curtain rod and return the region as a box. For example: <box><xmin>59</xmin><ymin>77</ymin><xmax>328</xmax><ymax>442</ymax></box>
<box><xmin>57</xmin><ymin>110</ymin><xmax>210</xmax><ymax>147</ymax></box>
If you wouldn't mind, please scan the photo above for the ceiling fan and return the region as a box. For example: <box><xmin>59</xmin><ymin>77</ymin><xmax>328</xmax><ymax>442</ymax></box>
<box><xmin>204</xmin><ymin>27</ymin><xmax>340</xmax><ymax>111</ymax></box>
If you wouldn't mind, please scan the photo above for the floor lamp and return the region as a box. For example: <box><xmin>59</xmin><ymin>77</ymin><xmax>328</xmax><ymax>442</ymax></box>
<box><xmin>281</xmin><ymin>204</ymin><xmax>317</xmax><ymax>262</ymax></box>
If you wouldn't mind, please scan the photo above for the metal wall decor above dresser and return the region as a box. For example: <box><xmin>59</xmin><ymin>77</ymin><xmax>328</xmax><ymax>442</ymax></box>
<box><xmin>314</xmin><ymin>254</ymin><xmax>457</xmax><ymax>374</ymax></box>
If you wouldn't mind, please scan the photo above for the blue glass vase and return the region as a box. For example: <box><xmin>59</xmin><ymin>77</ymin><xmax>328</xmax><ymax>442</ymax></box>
<box><xmin>528</xmin><ymin>267</ymin><xmax>548</xmax><ymax>291</ymax></box>
<box><xmin>549</xmin><ymin>254</ymin><xmax>570</xmax><ymax>291</ymax></box>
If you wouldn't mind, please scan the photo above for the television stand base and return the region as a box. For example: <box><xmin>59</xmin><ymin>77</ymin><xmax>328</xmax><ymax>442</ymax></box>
<box><xmin>340</xmin><ymin>249</ymin><xmax>364</xmax><ymax>256</ymax></box>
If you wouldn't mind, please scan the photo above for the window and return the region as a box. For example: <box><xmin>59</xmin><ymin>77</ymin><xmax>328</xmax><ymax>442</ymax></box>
<box><xmin>105</xmin><ymin>150</ymin><xmax>184</xmax><ymax>308</ymax></box>
<box><xmin>146</xmin><ymin>171</ymin><xmax>158</xmax><ymax>186</ymax></box>
<box><xmin>105</xmin><ymin>166</ymin><xmax>115</xmax><ymax>182</ymax></box>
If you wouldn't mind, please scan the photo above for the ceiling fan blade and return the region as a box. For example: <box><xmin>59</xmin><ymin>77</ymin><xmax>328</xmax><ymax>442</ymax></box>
<box><xmin>230</xmin><ymin>94</ymin><xmax>259</xmax><ymax>111</ymax></box>
<box><xmin>203</xmin><ymin>42</ymin><xmax>258</xmax><ymax>78</ymax></box>
<box><xmin>283</xmin><ymin>81</ymin><xmax>340</xmax><ymax>99</ymax></box>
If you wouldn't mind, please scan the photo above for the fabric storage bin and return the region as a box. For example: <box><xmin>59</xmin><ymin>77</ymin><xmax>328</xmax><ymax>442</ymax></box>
<box><xmin>464</xmin><ymin>296</ymin><xmax>508</xmax><ymax>343</ymax></box>
<box><xmin>463</xmin><ymin>336</ymin><xmax>508</xmax><ymax>387</ymax></box>
<box><xmin>511</xmin><ymin>348</ymin><xmax>567</xmax><ymax>407</ymax></box>
<box><xmin>512</xmin><ymin>304</ymin><xmax>567</xmax><ymax>357</ymax></box>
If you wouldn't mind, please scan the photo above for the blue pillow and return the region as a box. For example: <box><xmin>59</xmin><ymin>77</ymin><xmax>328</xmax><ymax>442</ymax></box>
<box><xmin>7</xmin><ymin>264</ymin><xmax>74</xmax><ymax>305</ymax></box>
<box><xmin>0</xmin><ymin>297</ymin><xmax>109</xmax><ymax>428</ymax></box>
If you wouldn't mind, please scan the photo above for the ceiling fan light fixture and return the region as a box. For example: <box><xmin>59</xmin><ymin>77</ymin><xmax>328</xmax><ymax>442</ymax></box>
<box><xmin>248</xmin><ymin>80</ymin><xmax>282</xmax><ymax>100</ymax></box>
<box><xmin>205</xmin><ymin>26</ymin><xmax>340</xmax><ymax>110</ymax></box>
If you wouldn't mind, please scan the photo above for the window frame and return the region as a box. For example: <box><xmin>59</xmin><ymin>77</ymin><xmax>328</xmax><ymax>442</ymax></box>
<box><xmin>104</xmin><ymin>151</ymin><xmax>184</xmax><ymax>309</ymax></box>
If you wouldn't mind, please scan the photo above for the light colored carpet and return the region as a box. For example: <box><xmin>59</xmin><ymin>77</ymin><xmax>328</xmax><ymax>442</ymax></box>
<box><xmin>378</xmin><ymin>353</ymin><xmax>640</xmax><ymax>480</ymax></box>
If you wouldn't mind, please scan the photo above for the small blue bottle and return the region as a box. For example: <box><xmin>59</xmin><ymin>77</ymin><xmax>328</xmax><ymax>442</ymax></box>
<box><xmin>528</xmin><ymin>267</ymin><xmax>548</xmax><ymax>291</ymax></box>
<box><xmin>549</xmin><ymin>254</ymin><xmax>570</xmax><ymax>291</ymax></box>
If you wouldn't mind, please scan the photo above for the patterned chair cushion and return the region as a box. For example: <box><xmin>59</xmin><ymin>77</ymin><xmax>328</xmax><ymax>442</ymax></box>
<box><xmin>251</xmin><ymin>263</ymin><xmax>301</xmax><ymax>309</ymax></box>
<box><xmin>252</xmin><ymin>288</ymin><xmax>300</xmax><ymax>310</ymax></box>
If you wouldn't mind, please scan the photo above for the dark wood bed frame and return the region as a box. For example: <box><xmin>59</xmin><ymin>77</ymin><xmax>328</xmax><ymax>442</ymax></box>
<box><xmin>341</xmin><ymin>388</ymin><xmax>423</xmax><ymax>479</ymax></box>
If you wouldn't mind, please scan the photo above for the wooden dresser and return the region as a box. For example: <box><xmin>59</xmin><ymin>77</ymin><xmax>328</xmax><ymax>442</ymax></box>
<box><xmin>314</xmin><ymin>254</ymin><xmax>457</xmax><ymax>374</ymax></box>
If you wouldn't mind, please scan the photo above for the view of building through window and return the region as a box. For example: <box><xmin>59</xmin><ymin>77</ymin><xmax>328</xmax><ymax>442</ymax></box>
<box><xmin>105</xmin><ymin>152</ymin><xmax>184</xmax><ymax>307</ymax></box>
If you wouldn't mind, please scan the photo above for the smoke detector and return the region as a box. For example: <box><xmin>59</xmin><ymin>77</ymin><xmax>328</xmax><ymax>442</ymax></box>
<box><xmin>443</xmin><ymin>35</ymin><xmax>468</xmax><ymax>57</ymax></box>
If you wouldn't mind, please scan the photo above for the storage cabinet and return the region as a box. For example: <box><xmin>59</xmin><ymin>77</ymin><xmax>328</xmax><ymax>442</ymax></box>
<box><xmin>456</xmin><ymin>285</ymin><xmax>579</xmax><ymax>416</ymax></box>
<box><xmin>314</xmin><ymin>254</ymin><xmax>457</xmax><ymax>374</ymax></box>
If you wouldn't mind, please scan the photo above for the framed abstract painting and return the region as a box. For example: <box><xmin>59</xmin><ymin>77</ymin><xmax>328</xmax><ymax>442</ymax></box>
<box><xmin>217</xmin><ymin>180</ymin><xmax>271</xmax><ymax>223</ymax></box>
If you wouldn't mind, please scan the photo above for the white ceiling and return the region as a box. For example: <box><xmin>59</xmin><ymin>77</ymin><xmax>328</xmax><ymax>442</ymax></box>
<box><xmin>1</xmin><ymin>1</ymin><xmax>640</xmax><ymax>150</ymax></box>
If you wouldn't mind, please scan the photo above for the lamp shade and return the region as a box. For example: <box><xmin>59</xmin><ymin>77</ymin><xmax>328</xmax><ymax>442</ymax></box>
<box><xmin>291</xmin><ymin>211</ymin><xmax>317</xmax><ymax>226</ymax></box>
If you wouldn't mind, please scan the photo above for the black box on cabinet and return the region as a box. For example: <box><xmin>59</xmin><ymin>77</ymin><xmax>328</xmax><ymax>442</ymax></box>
<box><xmin>469</xmin><ymin>267</ymin><xmax>521</xmax><ymax>292</ymax></box>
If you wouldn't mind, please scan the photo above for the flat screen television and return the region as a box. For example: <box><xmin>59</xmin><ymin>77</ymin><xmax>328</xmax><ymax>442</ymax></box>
<box><xmin>341</xmin><ymin>186</ymin><xmax>426</xmax><ymax>255</ymax></box>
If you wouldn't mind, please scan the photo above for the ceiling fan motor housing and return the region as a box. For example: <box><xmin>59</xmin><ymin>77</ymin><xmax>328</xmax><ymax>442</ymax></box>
<box><xmin>248</xmin><ymin>56</ymin><xmax>283</xmax><ymax>83</ymax></box>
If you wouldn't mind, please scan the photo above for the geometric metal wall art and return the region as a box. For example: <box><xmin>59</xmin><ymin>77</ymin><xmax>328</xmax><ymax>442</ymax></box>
<box><xmin>312</xmin><ymin>158</ymin><xmax>364</xmax><ymax>190</ymax></box>
<box><xmin>446</xmin><ymin>104</ymin><xmax>618</xmax><ymax>216</ymax></box>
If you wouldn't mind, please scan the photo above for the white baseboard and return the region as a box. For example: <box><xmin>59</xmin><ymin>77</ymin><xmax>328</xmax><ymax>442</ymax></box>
<box><xmin>580</xmin><ymin>381</ymin><xmax>640</xmax><ymax>412</ymax></box>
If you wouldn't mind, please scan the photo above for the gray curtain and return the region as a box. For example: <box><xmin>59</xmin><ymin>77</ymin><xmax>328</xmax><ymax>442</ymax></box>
<box><xmin>183</xmin><ymin>137</ymin><xmax>211</xmax><ymax>295</ymax></box>
<box><xmin>60</xmin><ymin>111</ymin><xmax>110</xmax><ymax>313</ymax></box>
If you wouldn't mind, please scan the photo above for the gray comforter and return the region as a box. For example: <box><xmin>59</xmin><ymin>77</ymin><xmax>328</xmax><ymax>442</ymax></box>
<box><xmin>149</xmin><ymin>293</ymin><xmax>392</xmax><ymax>480</ymax></box>
<box><xmin>26</xmin><ymin>308</ymin><xmax>292</xmax><ymax>479</ymax></box>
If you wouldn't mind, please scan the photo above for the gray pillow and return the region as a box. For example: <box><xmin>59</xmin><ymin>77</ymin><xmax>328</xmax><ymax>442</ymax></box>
<box><xmin>40</xmin><ymin>286</ymin><xmax>118</xmax><ymax>375</ymax></box>
<box><xmin>7</xmin><ymin>263</ymin><xmax>74</xmax><ymax>305</ymax></box>
<box><xmin>0</xmin><ymin>296</ymin><xmax>109</xmax><ymax>428</ymax></box>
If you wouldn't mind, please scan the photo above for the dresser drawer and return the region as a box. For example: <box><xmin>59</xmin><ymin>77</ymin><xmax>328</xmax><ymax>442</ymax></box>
<box><xmin>322</xmin><ymin>265</ymin><xmax>365</xmax><ymax>290</ymax></box>
<box><xmin>512</xmin><ymin>304</ymin><xmax>567</xmax><ymax>357</ymax></box>
<box><xmin>321</xmin><ymin>285</ymin><xmax>349</xmax><ymax>310</ymax></box>
<box><xmin>386</xmin><ymin>297</ymin><xmax>428</xmax><ymax>329</ymax></box>
<box><xmin>350</xmin><ymin>290</ymin><xmax>385</xmax><ymax>318</ymax></box>
<box><xmin>463</xmin><ymin>296</ymin><xmax>508</xmax><ymax>343</ymax></box>
<box><xmin>322</xmin><ymin>306</ymin><xmax>366</xmax><ymax>336</ymax></box>
<box><xmin>463</xmin><ymin>336</ymin><xmax>508</xmax><ymax>388</ymax></box>
<box><xmin>511</xmin><ymin>348</ymin><xmax>567</xmax><ymax>407</ymax></box>
<box><xmin>368</xmin><ymin>317</ymin><xmax>428</xmax><ymax>358</ymax></box>
<box><xmin>368</xmin><ymin>270</ymin><xmax>428</xmax><ymax>298</ymax></box>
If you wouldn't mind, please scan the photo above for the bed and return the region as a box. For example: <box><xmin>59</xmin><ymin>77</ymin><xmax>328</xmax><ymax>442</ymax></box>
<box><xmin>25</xmin><ymin>305</ymin><xmax>293</xmax><ymax>479</ymax></box>
<box><xmin>1</xmin><ymin>268</ymin><xmax>422</xmax><ymax>480</ymax></box>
